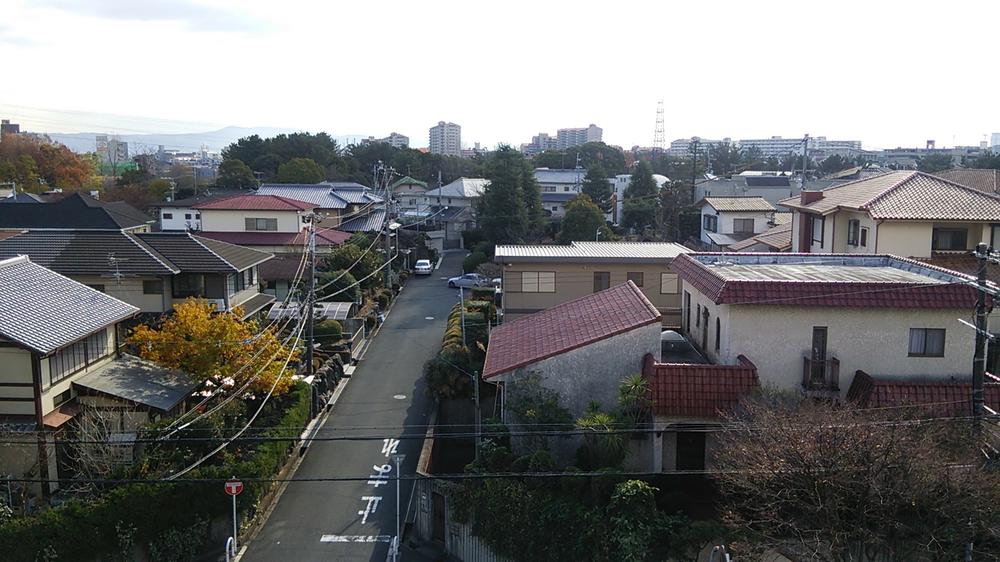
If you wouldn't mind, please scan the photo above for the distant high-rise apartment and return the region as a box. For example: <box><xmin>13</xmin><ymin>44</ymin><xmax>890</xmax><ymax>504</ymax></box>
<box><xmin>429</xmin><ymin>121</ymin><xmax>461</xmax><ymax>157</ymax></box>
<box><xmin>991</xmin><ymin>133</ymin><xmax>1000</xmax><ymax>150</ymax></box>
<box><xmin>520</xmin><ymin>133</ymin><xmax>559</xmax><ymax>155</ymax></box>
<box><xmin>0</xmin><ymin>119</ymin><xmax>20</xmax><ymax>136</ymax></box>
<box><xmin>363</xmin><ymin>132</ymin><xmax>409</xmax><ymax>149</ymax></box>
<box><xmin>96</xmin><ymin>134</ymin><xmax>128</xmax><ymax>164</ymax></box>
<box><xmin>556</xmin><ymin>124</ymin><xmax>602</xmax><ymax>150</ymax></box>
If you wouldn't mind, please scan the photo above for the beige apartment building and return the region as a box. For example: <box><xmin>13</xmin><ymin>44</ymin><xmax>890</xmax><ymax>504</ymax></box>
<box><xmin>495</xmin><ymin>241</ymin><xmax>690</xmax><ymax>326</ymax></box>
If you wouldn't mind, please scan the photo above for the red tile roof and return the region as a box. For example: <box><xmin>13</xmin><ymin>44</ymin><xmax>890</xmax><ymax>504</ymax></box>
<box><xmin>847</xmin><ymin>370</ymin><xmax>1000</xmax><ymax>417</ymax></box>
<box><xmin>916</xmin><ymin>255</ymin><xmax>1000</xmax><ymax>288</ymax></box>
<box><xmin>482</xmin><ymin>281</ymin><xmax>660</xmax><ymax>379</ymax></box>
<box><xmin>192</xmin><ymin>194</ymin><xmax>316</xmax><ymax>211</ymax></box>
<box><xmin>644</xmin><ymin>354</ymin><xmax>759</xmax><ymax>418</ymax></box>
<box><xmin>196</xmin><ymin>229</ymin><xmax>349</xmax><ymax>246</ymax></box>
<box><xmin>672</xmin><ymin>253</ymin><xmax>982</xmax><ymax>309</ymax></box>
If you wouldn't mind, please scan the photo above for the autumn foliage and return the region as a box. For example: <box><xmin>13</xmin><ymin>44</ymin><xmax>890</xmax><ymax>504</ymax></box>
<box><xmin>129</xmin><ymin>299</ymin><xmax>299</xmax><ymax>395</ymax></box>
<box><xmin>0</xmin><ymin>134</ymin><xmax>95</xmax><ymax>190</ymax></box>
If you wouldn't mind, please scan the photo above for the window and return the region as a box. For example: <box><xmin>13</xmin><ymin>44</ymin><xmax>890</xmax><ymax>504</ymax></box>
<box><xmin>593</xmin><ymin>271</ymin><xmax>611</xmax><ymax>292</ymax></box>
<box><xmin>715</xmin><ymin>317</ymin><xmax>721</xmax><ymax>352</ymax></box>
<box><xmin>683</xmin><ymin>291</ymin><xmax>691</xmax><ymax>332</ymax></box>
<box><xmin>49</xmin><ymin>330</ymin><xmax>110</xmax><ymax>384</ymax></box>
<box><xmin>195</xmin><ymin>213</ymin><xmax>201</xmax><ymax>219</ymax></box>
<box><xmin>552</xmin><ymin>206</ymin><xmax>559</xmax><ymax>212</ymax></box>
<box><xmin>173</xmin><ymin>273</ymin><xmax>205</xmax><ymax>298</ymax></box>
<box><xmin>932</xmin><ymin>228</ymin><xmax>968</xmax><ymax>251</ymax></box>
<box><xmin>520</xmin><ymin>271</ymin><xmax>555</xmax><ymax>293</ymax></box>
<box><xmin>696</xmin><ymin>304</ymin><xmax>701</xmax><ymax>327</ymax></box>
<box><xmin>702</xmin><ymin>214</ymin><xmax>718</xmax><ymax>232</ymax></box>
<box><xmin>811</xmin><ymin>215</ymin><xmax>825</xmax><ymax>247</ymax></box>
<box><xmin>162</xmin><ymin>212</ymin><xmax>173</xmax><ymax>219</ymax></box>
<box><xmin>184</xmin><ymin>213</ymin><xmax>192</xmax><ymax>220</ymax></box>
<box><xmin>733</xmin><ymin>218</ymin><xmax>754</xmax><ymax>233</ymax></box>
<box><xmin>53</xmin><ymin>388</ymin><xmax>73</xmax><ymax>408</ymax></box>
<box><xmin>244</xmin><ymin>218</ymin><xmax>278</xmax><ymax>231</ymax></box>
<box><xmin>143</xmin><ymin>280</ymin><xmax>163</xmax><ymax>295</ymax></box>
<box><xmin>847</xmin><ymin>219</ymin><xmax>860</xmax><ymax>246</ymax></box>
<box><xmin>627</xmin><ymin>272</ymin><xmax>644</xmax><ymax>287</ymax></box>
<box><xmin>909</xmin><ymin>328</ymin><xmax>945</xmax><ymax>357</ymax></box>
<box><xmin>87</xmin><ymin>284</ymin><xmax>105</xmax><ymax>292</ymax></box>
<box><xmin>859</xmin><ymin>227</ymin><xmax>869</xmax><ymax>247</ymax></box>
<box><xmin>660</xmin><ymin>273</ymin><xmax>678</xmax><ymax>294</ymax></box>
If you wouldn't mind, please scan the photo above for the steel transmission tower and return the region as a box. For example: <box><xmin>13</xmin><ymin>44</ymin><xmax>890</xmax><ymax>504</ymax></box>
<box><xmin>653</xmin><ymin>100</ymin><xmax>665</xmax><ymax>154</ymax></box>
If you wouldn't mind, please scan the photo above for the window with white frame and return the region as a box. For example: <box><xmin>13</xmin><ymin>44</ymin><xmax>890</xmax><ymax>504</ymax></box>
<box><xmin>733</xmin><ymin>218</ymin><xmax>754</xmax><ymax>233</ymax></box>
<box><xmin>703</xmin><ymin>215</ymin><xmax>718</xmax><ymax>232</ymax></box>
<box><xmin>847</xmin><ymin>219</ymin><xmax>860</xmax><ymax>246</ymax></box>
<box><xmin>811</xmin><ymin>215</ymin><xmax>825</xmax><ymax>247</ymax></box>
<box><xmin>660</xmin><ymin>273</ymin><xmax>678</xmax><ymax>294</ymax></box>
<box><xmin>520</xmin><ymin>271</ymin><xmax>555</xmax><ymax>293</ymax></box>
<box><xmin>245</xmin><ymin>217</ymin><xmax>278</xmax><ymax>231</ymax></box>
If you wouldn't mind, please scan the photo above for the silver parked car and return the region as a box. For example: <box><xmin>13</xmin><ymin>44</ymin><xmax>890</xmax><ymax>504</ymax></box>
<box><xmin>414</xmin><ymin>259</ymin><xmax>433</xmax><ymax>275</ymax></box>
<box><xmin>447</xmin><ymin>273</ymin><xmax>488</xmax><ymax>288</ymax></box>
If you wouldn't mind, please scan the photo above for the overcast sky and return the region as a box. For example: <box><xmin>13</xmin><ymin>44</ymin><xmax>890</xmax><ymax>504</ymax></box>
<box><xmin>1</xmin><ymin>0</ymin><xmax>998</xmax><ymax>151</ymax></box>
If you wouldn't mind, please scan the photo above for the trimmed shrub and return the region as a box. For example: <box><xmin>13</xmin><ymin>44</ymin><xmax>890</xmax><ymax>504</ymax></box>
<box><xmin>314</xmin><ymin>319</ymin><xmax>343</xmax><ymax>341</ymax></box>
<box><xmin>462</xmin><ymin>251</ymin><xmax>488</xmax><ymax>274</ymax></box>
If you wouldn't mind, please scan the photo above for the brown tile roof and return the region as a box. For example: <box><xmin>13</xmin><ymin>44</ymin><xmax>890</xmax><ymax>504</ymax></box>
<box><xmin>728</xmin><ymin>222</ymin><xmax>792</xmax><ymax>252</ymax></box>
<box><xmin>915</xmin><ymin>255</ymin><xmax>1000</xmax><ymax>288</ymax></box>
<box><xmin>700</xmin><ymin>196</ymin><xmax>776</xmax><ymax>213</ymax></box>
<box><xmin>933</xmin><ymin>168</ymin><xmax>1000</xmax><ymax>194</ymax></box>
<box><xmin>779</xmin><ymin>170</ymin><xmax>1000</xmax><ymax>220</ymax></box>
<box><xmin>672</xmin><ymin>253</ymin><xmax>981</xmax><ymax>309</ymax></box>
<box><xmin>482</xmin><ymin>281</ymin><xmax>660</xmax><ymax>379</ymax></box>
<box><xmin>193</xmin><ymin>194</ymin><xmax>316</xmax><ymax>211</ymax></box>
<box><xmin>644</xmin><ymin>354</ymin><xmax>758</xmax><ymax>418</ymax></box>
<box><xmin>847</xmin><ymin>371</ymin><xmax>1000</xmax><ymax>417</ymax></box>
<box><xmin>196</xmin><ymin>229</ymin><xmax>349</xmax><ymax>247</ymax></box>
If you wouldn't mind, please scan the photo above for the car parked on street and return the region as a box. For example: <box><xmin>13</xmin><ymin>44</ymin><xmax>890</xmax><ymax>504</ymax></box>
<box><xmin>414</xmin><ymin>259</ymin><xmax>433</xmax><ymax>275</ymax></box>
<box><xmin>447</xmin><ymin>273</ymin><xmax>488</xmax><ymax>288</ymax></box>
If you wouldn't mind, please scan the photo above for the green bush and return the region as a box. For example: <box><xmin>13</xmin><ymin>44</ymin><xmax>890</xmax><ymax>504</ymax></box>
<box><xmin>314</xmin><ymin>319</ymin><xmax>343</xmax><ymax>341</ymax></box>
<box><xmin>462</xmin><ymin>229</ymin><xmax>486</xmax><ymax>250</ymax></box>
<box><xmin>472</xmin><ymin>241</ymin><xmax>493</xmax><ymax>257</ymax></box>
<box><xmin>0</xmin><ymin>383</ymin><xmax>312</xmax><ymax>562</ymax></box>
<box><xmin>462</xmin><ymin>251</ymin><xmax>488</xmax><ymax>274</ymax></box>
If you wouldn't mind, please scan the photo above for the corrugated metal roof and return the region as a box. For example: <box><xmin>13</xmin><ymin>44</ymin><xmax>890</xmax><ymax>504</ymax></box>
<box><xmin>424</xmin><ymin>178</ymin><xmax>489</xmax><ymax>199</ymax></box>
<box><xmin>701</xmin><ymin>196</ymin><xmax>776</xmax><ymax>212</ymax></box>
<box><xmin>74</xmin><ymin>354</ymin><xmax>196</xmax><ymax>412</ymax></box>
<box><xmin>339</xmin><ymin>210</ymin><xmax>386</xmax><ymax>232</ymax></box>
<box><xmin>0</xmin><ymin>256</ymin><xmax>139</xmax><ymax>354</ymax></box>
<box><xmin>256</xmin><ymin>185</ymin><xmax>348</xmax><ymax>209</ymax></box>
<box><xmin>495</xmin><ymin>241</ymin><xmax>689</xmax><ymax>263</ymax></box>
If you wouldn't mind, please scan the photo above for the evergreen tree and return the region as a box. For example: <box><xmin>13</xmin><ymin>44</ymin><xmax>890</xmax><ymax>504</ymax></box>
<box><xmin>621</xmin><ymin>161</ymin><xmax>659</xmax><ymax>231</ymax></box>
<box><xmin>557</xmin><ymin>195</ymin><xmax>611</xmax><ymax>243</ymax></box>
<box><xmin>581</xmin><ymin>164</ymin><xmax>611</xmax><ymax>211</ymax></box>
<box><xmin>478</xmin><ymin>146</ymin><xmax>542</xmax><ymax>244</ymax></box>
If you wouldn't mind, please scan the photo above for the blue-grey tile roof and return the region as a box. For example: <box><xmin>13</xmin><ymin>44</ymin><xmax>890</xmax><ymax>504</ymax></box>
<box><xmin>137</xmin><ymin>233</ymin><xmax>273</xmax><ymax>272</ymax></box>
<box><xmin>74</xmin><ymin>354</ymin><xmax>197</xmax><ymax>412</ymax></box>
<box><xmin>0</xmin><ymin>256</ymin><xmax>139</xmax><ymax>354</ymax></box>
<box><xmin>0</xmin><ymin>193</ymin><xmax>153</xmax><ymax>231</ymax></box>
<box><xmin>256</xmin><ymin>183</ymin><xmax>384</xmax><ymax>209</ymax></box>
<box><xmin>338</xmin><ymin>209</ymin><xmax>386</xmax><ymax>232</ymax></box>
<box><xmin>0</xmin><ymin>231</ymin><xmax>179</xmax><ymax>276</ymax></box>
<box><xmin>534</xmin><ymin>168</ymin><xmax>586</xmax><ymax>186</ymax></box>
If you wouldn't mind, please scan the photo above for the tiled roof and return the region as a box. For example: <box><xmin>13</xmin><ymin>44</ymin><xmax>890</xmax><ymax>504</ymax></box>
<box><xmin>391</xmin><ymin>176</ymin><xmax>428</xmax><ymax>189</ymax></box>
<box><xmin>424</xmin><ymin>178</ymin><xmax>490</xmax><ymax>199</ymax></box>
<box><xmin>495</xmin><ymin>241</ymin><xmax>689</xmax><ymax>263</ymax></box>
<box><xmin>772</xmin><ymin>212</ymin><xmax>792</xmax><ymax>225</ymax></box>
<box><xmin>533</xmin><ymin>168</ymin><xmax>586</xmax><ymax>185</ymax></box>
<box><xmin>258</xmin><ymin>253</ymin><xmax>306</xmax><ymax>281</ymax></box>
<box><xmin>195</xmin><ymin>229</ymin><xmax>349</xmax><ymax>247</ymax></box>
<box><xmin>0</xmin><ymin>192</ymin><xmax>153</xmax><ymax>230</ymax></box>
<box><xmin>256</xmin><ymin>184</ymin><xmax>383</xmax><ymax>209</ymax></box>
<box><xmin>157</xmin><ymin>189</ymin><xmax>246</xmax><ymax>208</ymax></box>
<box><xmin>0</xmin><ymin>256</ymin><xmax>139</xmax><ymax>354</ymax></box>
<box><xmin>778</xmin><ymin>170</ymin><xmax>1000</xmax><ymax>220</ymax></box>
<box><xmin>0</xmin><ymin>231</ymin><xmax>179</xmax><ymax>276</ymax></box>
<box><xmin>847</xmin><ymin>371</ymin><xmax>1000</xmax><ymax>417</ymax></box>
<box><xmin>0</xmin><ymin>192</ymin><xmax>43</xmax><ymax>203</ymax></box>
<box><xmin>701</xmin><ymin>196</ymin><xmax>776</xmax><ymax>212</ymax></box>
<box><xmin>728</xmin><ymin>222</ymin><xmax>792</xmax><ymax>252</ymax></box>
<box><xmin>482</xmin><ymin>282</ymin><xmax>661</xmax><ymax>379</ymax></box>
<box><xmin>644</xmin><ymin>354</ymin><xmax>759</xmax><ymax>418</ymax></box>
<box><xmin>672</xmin><ymin>253</ymin><xmax>981</xmax><ymax>309</ymax></box>
<box><xmin>934</xmin><ymin>168</ymin><xmax>1000</xmax><ymax>194</ymax></box>
<box><xmin>193</xmin><ymin>194</ymin><xmax>316</xmax><ymax>211</ymax></box>
<box><xmin>339</xmin><ymin>209</ymin><xmax>386</xmax><ymax>232</ymax></box>
<box><xmin>137</xmin><ymin>233</ymin><xmax>273</xmax><ymax>272</ymax></box>
<box><xmin>916</xmin><ymin>255</ymin><xmax>1000</xmax><ymax>288</ymax></box>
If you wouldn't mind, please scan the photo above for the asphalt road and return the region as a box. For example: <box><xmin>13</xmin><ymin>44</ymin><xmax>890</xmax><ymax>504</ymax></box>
<box><xmin>242</xmin><ymin>253</ymin><xmax>463</xmax><ymax>562</ymax></box>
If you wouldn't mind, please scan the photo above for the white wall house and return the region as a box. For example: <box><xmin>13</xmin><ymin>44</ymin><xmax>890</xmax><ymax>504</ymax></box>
<box><xmin>671</xmin><ymin>253</ymin><xmax>981</xmax><ymax>398</ymax></box>
<box><xmin>193</xmin><ymin>194</ymin><xmax>314</xmax><ymax>233</ymax></box>
<box><xmin>697</xmin><ymin>196</ymin><xmax>779</xmax><ymax>248</ymax></box>
<box><xmin>612</xmin><ymin>173</ymin><xmax>669</xmax><ymax>225</ymax></box>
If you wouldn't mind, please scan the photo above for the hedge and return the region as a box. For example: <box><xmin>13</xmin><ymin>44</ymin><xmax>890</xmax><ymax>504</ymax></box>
<box><xmin>0</xmin><ymin>382</ymin><xmax>312</xmax><ymax>562</ymax></box>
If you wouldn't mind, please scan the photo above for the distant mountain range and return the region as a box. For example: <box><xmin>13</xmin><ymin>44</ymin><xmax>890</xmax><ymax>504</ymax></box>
<box><xmin>44</xmin><ymin>126</ymin><xmax>369</xmax><ymax>154</ymax></box>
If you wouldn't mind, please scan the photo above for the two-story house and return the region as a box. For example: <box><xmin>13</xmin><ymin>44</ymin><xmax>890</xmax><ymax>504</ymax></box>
<box><xmin>254</xmin><ymin>182</ymin><xmax>384</xmax><ymax>232</ymax></box>
<box><xmin>0</xmin><ymin>192</ymin><xmax>154</xmax><ymax>233</ymax></box>
<box><xmin>697</xmin><ymin>196</ymin><xmax>787</xmax><ymax>248</ymax></box>
<box><xmin>391</xmin><ymin>176</ymin><xmax>429</xmax><ymax>213</ymax></box>
<box><xmin>0</xmin><ymin>256</ymin><xmax>197</xmax><ymax>497</ymax></box>
<box><xmin>0</xmin><ymin>231</ymin><xmax>275</xmax><ymax>318</ymax></box>
<box><xmin>779</xmin><ymin>170</ymin><xmax>1000</xmax><ymax>257</ymax></box>
<box><xmin>671</xmin><ymin>252</ymin><xmax>981</xmax><ymax>398</ymax></box>
<box><xmin>495</xmin><ymin>241</ymin><xmax>690</xmax><ymax>326</ymax></box>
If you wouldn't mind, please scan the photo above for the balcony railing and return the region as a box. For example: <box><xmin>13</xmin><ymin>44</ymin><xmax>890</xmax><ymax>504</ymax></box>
<box><xmin>802</xmin><ymin>356</ymin><xmax>839</xmax><ymax>392</ymax></box>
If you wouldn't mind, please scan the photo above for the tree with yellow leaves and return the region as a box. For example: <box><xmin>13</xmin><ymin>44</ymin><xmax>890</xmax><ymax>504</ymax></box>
<box><xmin>129</xmin><ymin>298</ymin><xmax>299</xmax><ymax>396</ymax></box>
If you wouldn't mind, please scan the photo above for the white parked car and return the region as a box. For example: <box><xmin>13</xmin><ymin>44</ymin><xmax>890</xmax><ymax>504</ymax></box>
<box><xmin>447</xmin><ymin>273</ymin><xmax>488</xmax><ymax>288</ymax></box>
<box><xmin>414</xmin><ymin>259</ymin><xmax>433</xmax><ymax>275</ymax></box>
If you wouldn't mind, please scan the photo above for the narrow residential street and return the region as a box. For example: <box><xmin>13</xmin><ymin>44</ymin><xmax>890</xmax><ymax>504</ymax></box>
<box><xmin>242</xmin><ymin>253</ymin><xmax>464</xmax><ymax>562</ymax></box>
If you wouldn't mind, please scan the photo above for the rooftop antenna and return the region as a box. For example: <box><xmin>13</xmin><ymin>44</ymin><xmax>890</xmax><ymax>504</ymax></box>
<box><xmin>107</xmin><ymin>252</ymin><xmax>126</xmax><ymax>285</ymax></box>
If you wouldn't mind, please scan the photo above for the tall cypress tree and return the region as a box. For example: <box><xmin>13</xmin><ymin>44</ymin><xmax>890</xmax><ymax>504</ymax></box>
<box><xmin>581</xmin><ymin>164</ymin><xmax>612</xmax><ymax>211</ymax></box>
<box><xmin>478</xmin><ymin>145</ymin><xmax>537</xmax><ymax>244</ymax></box>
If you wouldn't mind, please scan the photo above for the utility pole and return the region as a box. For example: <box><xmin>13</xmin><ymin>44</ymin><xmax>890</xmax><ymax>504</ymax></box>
<box><xmin>459</xmin><ymin>286</ymin><xmax>467</xmax><ymax>347</ymax></box>
<box><xmin>384</xmin><ymin>221</ymin><xmax>393</xmax><ymax>289</ymax></box>
<box><xmin>473</xmin><ymin>370</ymin><xmax>481</xmax><ymax>462</ymax></box>
<box><xmin>690</xmin><ymin>136</ymin><xmax>700</xmax><ymax>202</ymax></box>
<box><xmin>305</xmin><ymin>214</ymin><xmax>318</xmax><ymax>378</ymax></box>
<box><xmin>392</xmin><ymin>453</ymin><xmax>403</xmax><ymax>562</ymax></box>
<box><xmin>801</xmin><ymin>134</ymin><xmax>810</xmax><ymax>191</ymax></box>
<box><xmin>973</xmin><ymin>242</ymin><xmax>989</xmax><ymax>435</ymax></box>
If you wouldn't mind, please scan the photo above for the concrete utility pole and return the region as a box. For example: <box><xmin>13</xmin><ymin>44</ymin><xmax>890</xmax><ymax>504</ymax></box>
<box><xmin>305</xmin><ymin>214</ymin><xmax>319</xmax><ymax>378</ymax></box>
<box><xmin>473</xmin><ymin>370</ymin><xmax>481</xmax><ymax>462</ymax></box>
<box><xmin>690</xmin><ymin>136</ymin><xmax>700</xmax><ymax>202</ymax></box>
<box><xmin>801</xmin><ymin>134</ymin><xmax>810</xmax><ymax>191</ymax></box>
<box><xmin>973</xmin><ymin>243</ymin><xmax>989</xmax><ymax>435</ymax></box>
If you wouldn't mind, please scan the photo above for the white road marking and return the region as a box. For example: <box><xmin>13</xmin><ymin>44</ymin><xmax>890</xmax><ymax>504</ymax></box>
<box><xmin>320</xmin><ymin>535</ymin><xmax>393</xmax><ymax>543</ymax></box>
<box><xmin>381</xmin><ymin>438</ymin><xmax>400</xmax><ymax>456</ymax></box>
<box><xmin>425</xmin><ymin>316</ymin><xmax>434</xmax><ymax>320</ymax></box>
<box><xmin>367</xmin><ymin>463</ymin><xmax>391</xmax><ymax>487</ymax></box>
<box><xmin>358</xmin><ymin>496</ymin><xmax>382</xmax><ymax>524</ymax></box>
<box><xmin>393</xmin><ymin>394</ymin><xmax>406</xmax><ymax>400</ymax></box>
